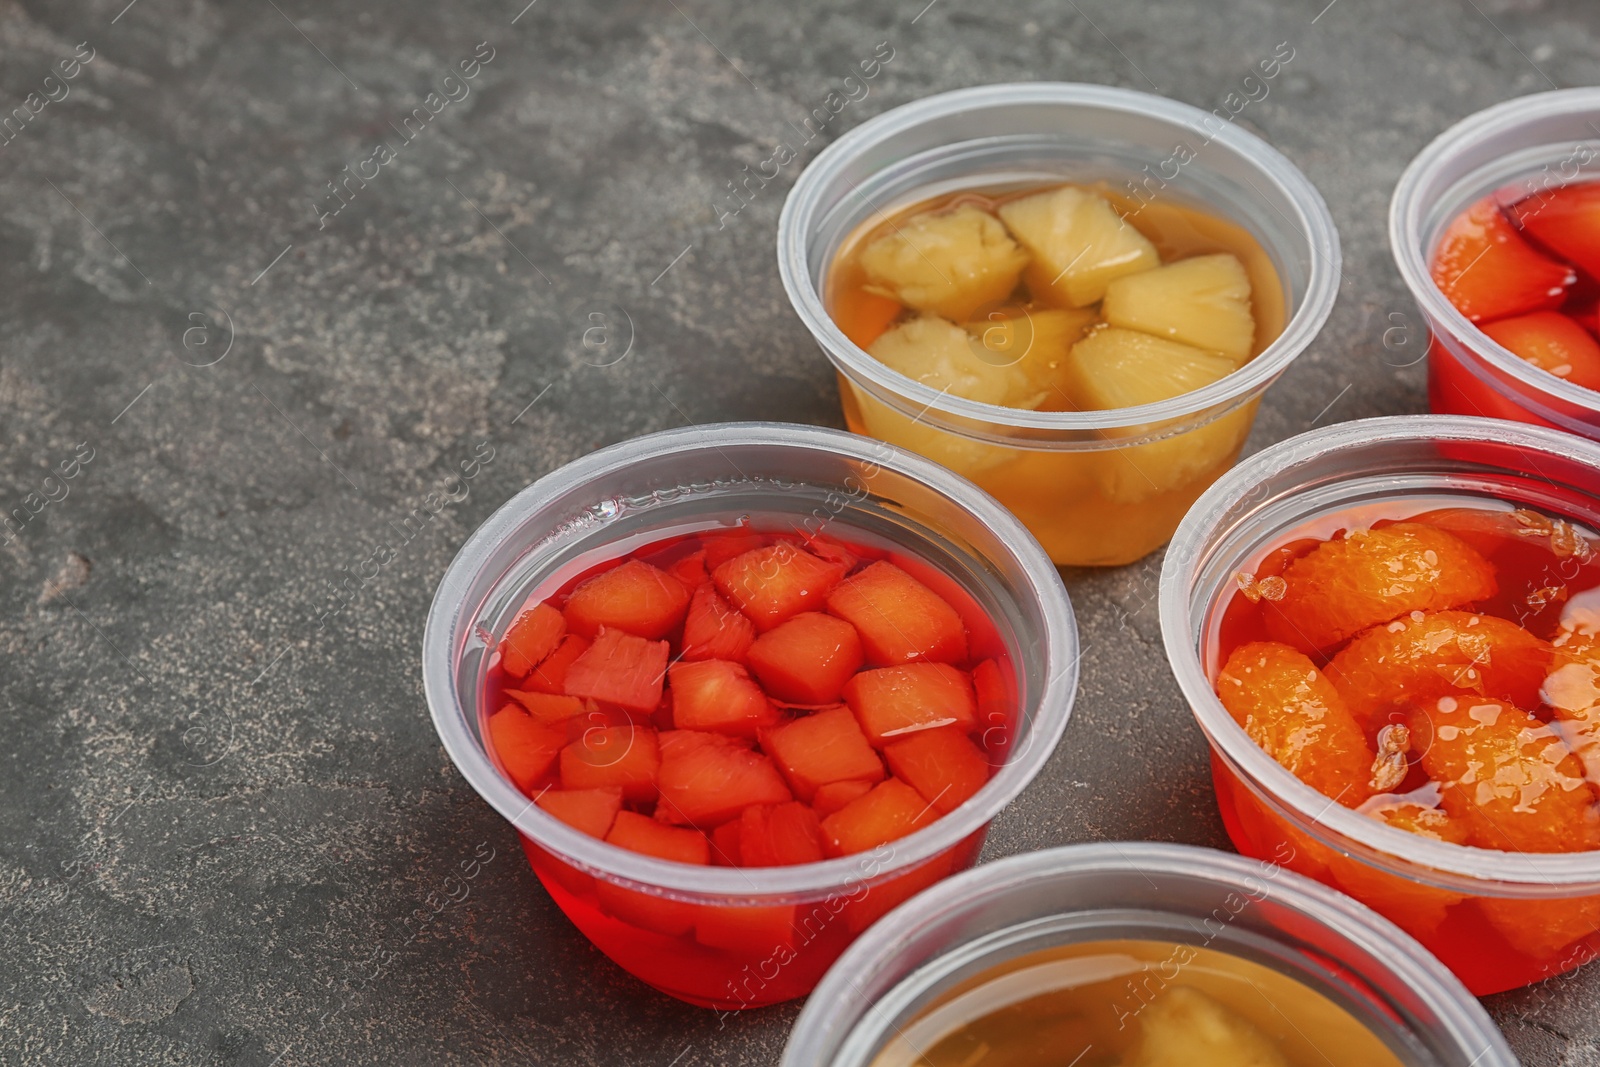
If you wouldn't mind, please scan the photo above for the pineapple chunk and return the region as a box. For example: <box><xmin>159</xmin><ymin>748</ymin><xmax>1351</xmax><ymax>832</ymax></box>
<box><xmin>961</xmin><ymin>307</ymin><xmax>1097</xmax><ymax>410</ymax></box>
<box><xmin>996</xmin><ymin>186</ymin><xmax>1159</xmax><ymax>307</ymax></box>
<box><xmin>857</xmin><ymin>204</ymin><xmax>1029</xmax><ymax>322</ymax></box>
<box><xmin>870</xmin><ymin>314</ymin><xmax>1047</xmax><ymax>410</ymax></box>
<box><xmin>1102</xmin><ymin>253</ymin><xmax>1256</xmax><ymax>361</ymax></box>
<box><xmin>1067</xmin><ymin>327</ymin><xmax>1251</xmax><ymax>503</ymax></box>
<box><xmin>1128</xmin><ymin>986</ymin><xmax>1289</xmax><ymax>1067</ymax></box>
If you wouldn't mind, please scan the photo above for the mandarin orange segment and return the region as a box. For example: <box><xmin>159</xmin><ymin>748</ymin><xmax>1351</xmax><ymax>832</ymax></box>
<box><xmin>1410</xmin><ymin>696</ymin><xmax>1600</xmax><ymax>853</ymax></box>
<box><xmin>1326</xmin><ymin>611</ymin><xmax>1553</xmax><ymax>731</ymax></box>
<box><xmin>1327</xmin><ymin>851</ymin><xmax>1464</xmax><ymax>940</ymax></box>
<box><xmin>1548</xmin><ymin>631</ymin><xmax>1600</xmax><ymax>779</ymax></box>
<box><xmin>1262</xmin><ymin>524</ymin><xmax>1496</xmax><ymax>654</ymax></box>
<box><xmin>1215</xmin><ymin>642</ymin><xmax>1376</xmax><ymax>806</ymax></box>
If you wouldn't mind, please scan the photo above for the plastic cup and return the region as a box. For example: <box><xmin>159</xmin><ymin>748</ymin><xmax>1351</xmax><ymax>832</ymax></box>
<box><xmin>1390</xmin><ymin>87</ymin><xmax>1600</xmax><ymax>439</ymax></box>
<box><xmin>781</xmin><ymin>842</ymin><xmax>1513</xmax><ymax>1067</ymax></box>
<box><xmin>1160</xmin><ymin>413</ymin><xmax>1600</xmax><ymax>996</ymax></box>
<box><xmin>422</xmin><ymin>423</ymin><xmax>1079</xmax><ymax>1009</ymax></box>
<box><xmin>778</xmin><ymin>82</ymin><xmax>1341</xmax><ymax>566</ymax></box>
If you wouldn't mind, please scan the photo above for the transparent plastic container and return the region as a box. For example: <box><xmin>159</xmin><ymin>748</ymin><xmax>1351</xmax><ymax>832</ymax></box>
<box><xmin>1391</xmin><ymin>88</ymin><xmax>1600</xmax><ymax>439</ymax></box>
<box><xmin>782</xmin><ymin>842</ymin><xmax>1513</xmax><ymax>1067</ymax></box>
<box><xmin>422</xmin><ymin>423</ymin><xmax>1079</xmax><ymax>1009</ymax></box>
<box><xmin>778</xmin><ymin>82</ymin><xmax>1341</xmax><ymax>566</ymax></box>
<box><xmin>1160</xmin><ymin>414</ymin><xmax>1600</xmax><ymax>996</ymax></box>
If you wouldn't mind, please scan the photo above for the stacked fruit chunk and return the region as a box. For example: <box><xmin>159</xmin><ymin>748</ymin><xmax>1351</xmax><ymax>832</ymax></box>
<box><xmin>486</xmin><ymin>528</ymin><xmax>1008</xmax><ymax>873</ymax></box>
<box><xmin>1432</xmin><ymin>185</ymin><xmax>1600</xmax><ymax>391</ymax></box>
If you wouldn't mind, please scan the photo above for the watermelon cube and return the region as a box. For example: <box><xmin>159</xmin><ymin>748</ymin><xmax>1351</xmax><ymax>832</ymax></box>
<box><xmin>667</xmin><ymin>549</ymin><xmax>711</xmax><ymax>589</ymax></box>
<box><xmin>486</xmin><ymin>703</ymin><xmax>566</xmax><ymax>794</ymax></box>
<box><xmin>710</xmin><ymin>819</ymin><xmax>744</xmax><ymax>866</ymax></box>
<box><xmin>654</xmin><ymin>730</ymin><xmax>792</xmax><ymax>827</ymax></box>
<box><xmin>558</xmin><ymin>724</ymin><xmax>660</xmax><ymax>802</ymax></box>
<box><xmin>884</xmin><ymin>726</ymin><xmax>990</xmax><ymax>814</ymax></box>
<box><xmin>812</xmin><ymin>778</ymin><xmax>875</xmax><ymax>817</ymax></box>
<box><xmin>668</xmin><ymin>659</ymin><xmax>778</xmax><ymax>736</ymax></box>
<box><xmin>738</xmin><ymin>801</ymin><xmax>826</xmax><ymax>867</ymax></box>
<box><xmin>499</xmin><ymin>602</ymin><xmax>566</xmax><ymax>679</ymax></box>
<box><xmin>970</xmin><ymin>658</ymin><xmax>1012</xmax><ymax>760</ymax></box>
<box><xmin>842</xmin><ymin>851</ymin><xmax>955</xmax><ymax>934</ymax></box>
<box><xmin>746</xmin><ymin>612</ymin><xmax>865</xmax><ymax>704</ymax></box>
<box><xmin>826</xmin><ymin>562</ymin><xmax>968</xmax><ymax>666</ymax></box>
<box><xmin>505</xmin><ymin>689</ymin><xmax>587</xmax><ymax>724</ymax></box>
<box><xmin>819</xmin><ymin>777</ymin><xmax>937</xmax><ymax>856</ymax></box>
<box><xmin>535</xmin><ymin>787</ymin><xmax>623</xmax><ymax>839</ymax></box>
<box><xmin>522</xmin><ymin>634</ymin><xmax>590</xmax><ymax>694</ymax></box>
<box><xmin>713</xmin><ymin>542</ymin><xmax>848</xmax><ymax>631</ymax></box>
<box><xmin>804</xmin><ymin>532</ymin><xmax>866</xmax><ymax>571</ymax></box>
<box><xmin>563</xmin><ymin>627</ymin><xmax>669</xmax><ymax>711</ymax></box>
<box><xmin>679</xmin><ymin>585</ymin><xmax>757</xmax><ymax>663</ymax></box>
<box><xmin>599</xmin><ymin>811</ymin><xmax>708</xmax><ymax>935</ymax></box>
<box><xmin>563</xmin><ymin>559</ymin><xmax>690</xmax><ymax>640</ymax></box>
<box><xmin>695</xmin><ymin>903</ymin><xmax>798</xmax><ymax>955</ymax></box>
<box><xmin>702</xmin><ymin>529</ymin><xmax>770</xmax><ymax>569</ymax></box>
<box><xmin>760</xmin><ymin>706</ymin><xmax>885</xmax><ymax>800</ymax></box>
<box><xmin>844</xmin><ymin>663</ymin><xmax>977</xmax><ymax>746</ymax></box>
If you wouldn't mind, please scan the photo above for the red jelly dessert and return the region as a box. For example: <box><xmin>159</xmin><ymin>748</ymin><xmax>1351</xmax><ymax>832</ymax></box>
<box><xmin>1211</xmin><ymin>498</ymin><xmax>1600</xmax><ymax>994</ymax></box>
<box><xmin>484</xmin><ymin>524</ymin><xmax>1014</xmax><ymax>1007</ymax></box>
<box><xmin>1431</xmin><ymin>183</ymin><xmax>1600</xmax><ymax>394</ymax></box>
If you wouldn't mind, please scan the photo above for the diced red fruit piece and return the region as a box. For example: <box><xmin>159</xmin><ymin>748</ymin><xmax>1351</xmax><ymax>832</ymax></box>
<box><xmin>666</xmin><ymin>549</ymin><xmax>711</xmax><ymax>589</ymax></box>
<box><xmin>804</xmin><ymin>532</ymin><xmax>865</xmax><ymax>571</ymax></box>
<box><xmin>1369</xmin><ymin>801</ymin><xmax>1468</xmax><ymax>844</ymax></box>
<box><xmin>713</xmin><ymin>543</ymin><xmax>848</xmax><ymax>632</ymax></box>
<box><xmin>1326</xmin><ymin>611</ymin><xmax>1552</xmax><ymax>731</ymax></box>
<box><xmin>760</xmin><ymin>705</ymin><xmax>885</xmax><ymax>800</ymax></box>
<box><xmin>702</xmin><ymin>530</ymin><xmax>770</xmax><ymax>569</ymax></box>
<box><xmin>746</xmin><ymin>612</ymin><xmax>865</xmax><ymax>704</ymax></box>
<box><xmin>486</xmin><ymin>704</ymin><xmax>567</xmax><ymax>794</ymax></box>
<box><xmin>1262</xmin><ymin>523</ymin><xmax>1497</xmax><ymax>654</ymax></box>
<box><xmin>1216</xmin><ymin>642</ymin><xmax>1376</xmax><ymax>806</ymax></box>
<box><xmin>558</xmin><ymin>724</ymin><xmax>660</xmax><ymax>802</ymax></box>
<box><xmin>522</xmin><ymin>634</ymin><xmax>590</xmax><ymax>694</ymax></box>
<box><xmin>1431</xmin><ymin>197</ymin><xmax>1575</xmax><ymax>323</ymax></box>
<box><xmin>563</xmin><ymin>559</ymin><xmax>690</xmax><ymax>640</ymax></box>
<box><xmin>820</xmin><ymin>777</ymin><xmax>938</xmax><ymax>856</ymax></box>
<box><xmin>844</xmin><ymin>663</ymin><xmax>978</xmax><ymax>746</ymax></box>
<box><xmin>971</xmin><ymin>658</ymin><xmax>1011</xmax><ymax>757</ymax></box>
<box><xmin>668</xmin><ymin>659</ymin><xmax>778</xmax><ymax>737</ymax></box>
<box><xmin>1480</xmin><ymin>311</ymin><xmax>1600</xmax><ymax>391</ymax></box>
<box><xmin>562</xmin><ymin>627</ymin><xmax>669</xmax><ymax>711</ymax></box>
<box><xmin>826</xmin><ymin>562</ymin><xmax>969</xmax><ymax>666</ymax></box>
<box><xmin>694</xmin><ymin>903</ymin><xmax>799</xmax><ymax>954</ymax></box>
<box><xmin>596</xmin><ymin>812</ymin><xmax>708</xmax><ymax>935</ymax></box>
<box><xmin>812</xmin><ymin>778</ymin><xmax>876</xmax><ymax>817</ymax></box>
<box><xmin>1512</xmin><ymin>180</ymin><xmax>1600</xmax><ymax>281</ymax></box>
<box><xmin>1410</xmin><ymin>696</ymin><xmax>1600</xmax><ymax>853</ymax></box>
<box><xmin>884</xmin><ymin>726</ymin><xmax>991</xmax><ymax>814</ymax></box>
<box><xmin>841</xmin><ymin>851</ymin><xmax>955</xmax><ymax>935</ymax></box>
<box><xmin>504</xmin><ymin>689</ymin><xmax>587</xmax><ymax>724</ymax></box>
<box><xmin>654</xmin><ymin>730</ymin><xmax>792</xmax><ymax>828</ymax></box>
<box><xmin>535</xmin><ymin>787</ymin><xmax>623</xmax><ymax>839</ymax></box>
<box><xmin>738</xmin><ymin>801</ymin><xmax>827</xmax><ymax>867</ymax></box>
<box><xmin>679</xmin><ymin>585</ymin><xmax>757</xmax><ymax>663</ymax></box>
<box><xmin>710</xmin><ymin>820</ymin><xmax>744</xmax><ymax>866</ymax></box>
<box><xmin>499</xmin><ymin>602</ymin><xmax>566</xmax><ymax>679</ymax></box>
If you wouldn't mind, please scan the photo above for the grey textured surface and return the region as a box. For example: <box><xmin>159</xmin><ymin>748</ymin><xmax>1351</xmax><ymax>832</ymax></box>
<box><xmin>1</xmin><ymin>0</ymin><xmax>1598</xmax><ymax>1063</ymax></box>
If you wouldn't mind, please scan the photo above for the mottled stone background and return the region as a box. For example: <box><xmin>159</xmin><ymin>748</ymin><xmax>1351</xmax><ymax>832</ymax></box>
<box><xmin>1</xmin><ymin>0</ymin><xmax>1597</xmax><ymax>1062</ymax></box>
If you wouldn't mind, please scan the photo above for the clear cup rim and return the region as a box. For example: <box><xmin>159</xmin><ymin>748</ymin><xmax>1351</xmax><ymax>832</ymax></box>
<box><xmin>422</xmin><ymin>422</ymin><xmax>1080</xmax><ymax>898</ymax></box>
<box><xmin>782</xmin><ymin>841</ymin><xmax>1512</xmax><ymax>1067</ymax></box>
<box><xmin>1389</xmin><ymin>86</ymin><xmax>1600</xmax><ymax>416</ymax></box>
<box><xmin>776</xmin><ymin>81</ymin><xmax>1343</xmax><ymax>433</ymax></box>
<box><xmin>1159</xmin><ymin>414</ymin><xmax>1600</xmax><ymax>889</ymax></box>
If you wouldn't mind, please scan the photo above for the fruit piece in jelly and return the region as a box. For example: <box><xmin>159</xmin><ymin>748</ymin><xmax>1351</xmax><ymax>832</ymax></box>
<box><xmin>505</xmin><ymin>689</ymin><xmax>587</xmax><ymax>725</ymax></box>
<box><xmin>1127</xmin><ymin>985</ymin><xmax>1289</xmax><ymax>1067</ymax></box>
<box><xmin>1476</xmin><ymin>894</ymin><xmax>1600</xmax><ymax>962</ymax></box>
<box><xmin>819</xmin><ymin>777</ymin><xmax>937</xmax><ymax>856</ymax></box>
<box><xmin>1331</xmin><ymin>798</ymin><xmax>1468</xmax><ymax>938</ymax></box>
<box><xmin>536</xmin><ymin>787</ymin><xmax>623</xmax><ymax>839</ymax></box>
<box><xmin>996</xmin><ymin>186</ymin><xmax>1158</xmax><ymax>308</ymax></box>
<box><xmin>500</xmin><ymin>602</ymin><xmax>567</xmax><ymax>680</ymax></box>
<box><xmin>811</xmin><ymin>778</ymin><xmax>875</xmax><ymax>816</ymax></box>
<box><xmin>869</xmin><ymin>315</ymin><xmax>1050</xmax><ymax>410</ymax></box>
<box><xmin>1100</xmin><ymin>252</ymin><xmax>1255</xmax><ymax>362</ymax></box>
<box><xmin>1262</xmin><ymin>523</ymin><xmax>1497</xmax><ymax>654</ymax></box>
<box><xmin>559</xmin><ymin>724</ymin><xmax>661</xmax><ymax>802</ymax></box>
<box><xmin>679</xmin><ymin>585</ymin><xmax>756</xmax><ymax>663</ymax></box>
<box><xmin>1513</xmin><ymin>180</ymin><xmax>1600</xmax><ymax>281</ymax></box>
<box><xmin>1481</xmin><ymin>311</ymin><xmax>1600</xmax><ymax>392</ymax></box>
<box><xmin>667</xmin><ymin>659</ymin><xmax>777</xmax><ymax>737</ymax></box>
<box><xmin>486</xmin><ymin>704</ymin><xmax>567</xmax><ymax>794</ymax></box>
<box><xmin>1326</xmin><ymin>611</ymin><xmax>1551</xmax><ymax>731</ymax></box>
<box><xmin>654</xmin><ymin>730</ymin><xmax>792</xmax><ymax>828</ymax></box>
<box><xmin>760</xmin><ymin>705</ymin><xmax>885</xmax><ymax>801</ymax></box>
<box><xmin>564</xmin><ymin>559</ymin><xmax>691</xmax><ymax>640</ymax></box>
<box><xmin>521</xmin><ymin>633</ymin><xmax>590</xmax><ymax>694</ymax></box>
<box><xmin>713</xmin><ymin>543</ymin><xmax>847</xmax><ymax>632</ymax></box>
<box><xmin>746</xmin><ymin>612</ymin><xmax>865</xmax><ymax>705</ymax></box>
<box><xmin>857</xmin><ymin>203</ymin><xmax>1030</xmax><ymax>322</ymax></box>
<box><xmin>844</xmin><ymin>663</ymin><xmax>978</xmax><ymax>746</ymax></box>
<box><xmin>738</xmin><ymin>801</ymin><xmax>827</xmax><ymax>867</ymax></box>
<box><xmin>961</xmin><ymin>307</ymin><xmax>1097</xmax><ymax>408</ymax></box>
<box><xmin>1216</xmin><ymin>642</ymin><xmax>1376</xmax><ymax>805</ymax></box>
<box><xmin>1548</xmin><ymin>631</ymin><xmax>1600</xmax><ymax>778</ymax></box>
<box><xmin>884</xmin><ymin>725</ymin><xmax>990</xmax><ymax>815</ymax></box>
<box><xmin>562</xmin><ymin>627</ymin><xmax>669</xmax><ymax>711</ymax></box>
<box><xmin>826</xmin><ymin>561</ymin><xmax>968</xmax><ymax>667</ymax></box>
<box><xmin>599</xmin><ymin>811</ymin><xmax>708</xmax><ymax>936</ymax></box>
<box><xmin>1431</xmin><ymin>198</ymin><xmax>1575</xmax><ymax>323</ymax></box>
<box><xmin>1411</xmin><ymin>696</ymin><xmax>1600</xmax><ymax>853</ymax></box>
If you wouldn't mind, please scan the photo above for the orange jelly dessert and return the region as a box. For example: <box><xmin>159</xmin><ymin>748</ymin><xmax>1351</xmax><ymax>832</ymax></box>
<box><xmin>827</xmin><ymin>183</ymin><xmax>1286</xmax><ymax>566</ymax></box>
<box><xmin>1210</xmin><ymin>498</ymin><xmax>1600</xmax><ymax>993</ymax></box>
